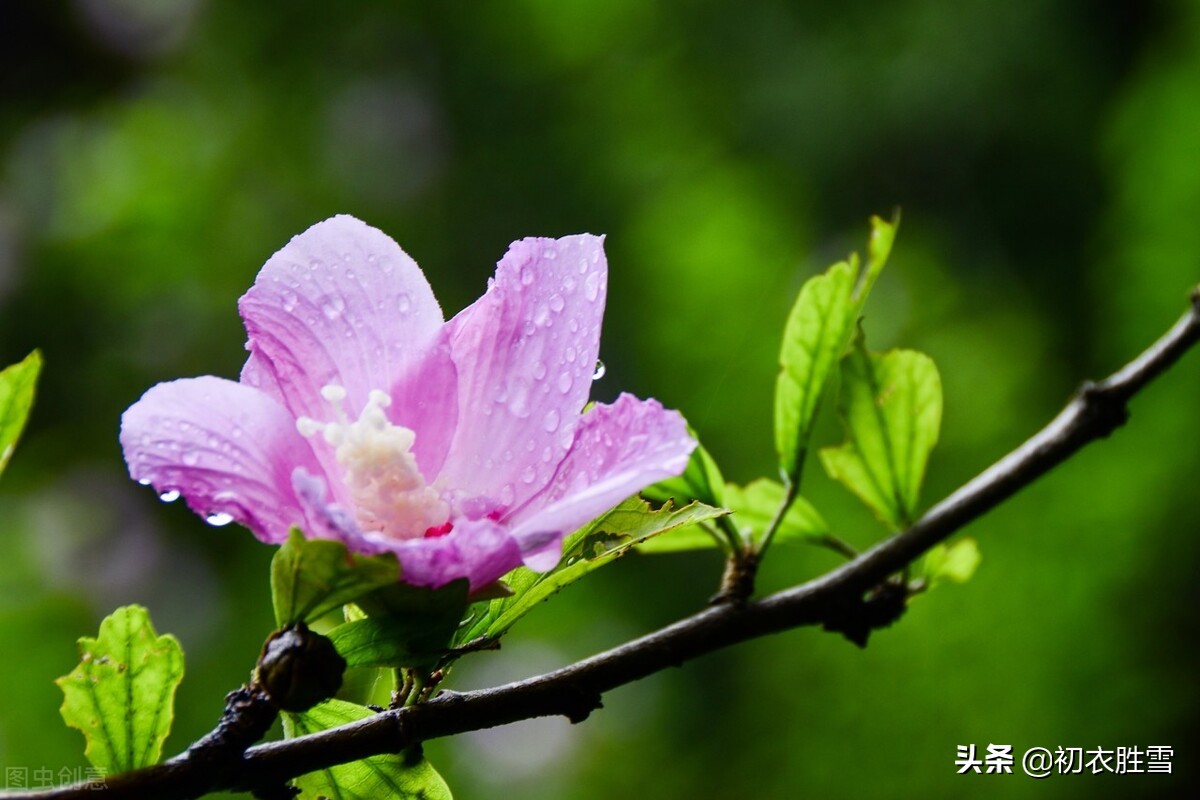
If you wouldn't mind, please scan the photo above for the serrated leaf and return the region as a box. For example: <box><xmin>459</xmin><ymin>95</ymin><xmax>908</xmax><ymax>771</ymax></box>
<box><xmin>723</xmin><ymin>479</ymin><xmax>828</xmax><ymax>546</ymax></box>
<box><xmin>455</xmin><ymin>498</ymin><xmax>725</xmax><ymax>645</ymax></box>
<box><xmin>56</xmin><ymin>605</ymin><xmax>184</xmax><ymax>774</ymax></box>
<box><xmin>284</xmin><ymin>699</ymin><xmax>451</xmax><ymax>800</ymax></box>
<box><xmin>819</xmin><ymin>342</ymin><xmax>942</xmax><ymax>529</ymax></box>
<box><xmin>272</xmin><ymin>528</ymin><xmax>402</xmax><ymax>626</ymax></box>
<box><xmin>328</xmin><ymin>580</ymin><xmax>469</xmax><ymax>669</ymax></box>
<box><xmin>924</xmin><ymin>538</ymin><xmax>981</xmax><ymax>588</ymax></box>
<box><xmin>0</xmin><ymin>350</ymin><xmax>42</xmax><ymax>479</ymax></box>
<box><xmin>774</xmin><ymin>216</ymin><xmax>898</xmax><ymax>486</ymax></box>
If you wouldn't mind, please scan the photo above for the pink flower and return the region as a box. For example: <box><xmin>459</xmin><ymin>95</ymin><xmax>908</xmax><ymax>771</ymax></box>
<box><xmin>121</xmin><ymin>216</ymin><xmax>695</xmax><ymax>590</ymax></box>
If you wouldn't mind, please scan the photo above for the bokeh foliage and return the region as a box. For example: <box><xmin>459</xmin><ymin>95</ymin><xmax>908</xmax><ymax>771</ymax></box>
<box><xmin>1</xmin><ymin>1</ymin><xmax>1197</xmax><ymax>798</ymax></box>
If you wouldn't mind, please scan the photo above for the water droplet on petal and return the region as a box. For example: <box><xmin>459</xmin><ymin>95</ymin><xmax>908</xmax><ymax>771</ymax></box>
<box><xmin>520</xmin><ymin>267</ymin><xmax>534</xmax><ymax>286</ymax></box>
<box><xmin>568</xmin><ymin>318</ymin><xmax>579</xmax><ymax>333</ymax></box>
<box><xmin>137</xmin><ymin>477</ymin><xmax>152</xmax><ymax>486</ymax></box>
<box><xmin>544</xmin><ymin>247</ymin><xmax>558</xmax><ymax>260</ymax></box>
<box><xmin>182</xmin><ymin>450</ymin><xmax>200</xmax><ymax>466</ymax></box>
<box><xmin>541</xmin><ymin>446</ymin><xmax>554</xmax><ymax>463</ymax></box>
<box><xmin>282</xmin><ymin>291</ymin><xmax>298</xmax><ymax>312</ymax></box>
<box><xmin>499</xmin><ymin>484</ymin><xmax>515</xmax><ymax>506</ymax></box>
<box><xmin>398</xmin><ymin>293</ymin><xmax>412</xmax><ymax>313</ymax></box>
<box><xmin>206</xmin><ymin>511</ymin><xmax>234</xmax><ymax>527</ymax></box>
<box><xmin>563</xmin><ymin>275</ymin><xmax>577</xmax><ymax>291</ymax></box>
<box><xmin>321</xmin><ymin>294</ymin><xmax>346</xmax><ymax>320</ymax></box>
<box><xmin>579</xmin><ymin>257</ymin><xmax>590</xmax><ymax>274</ymax></box>
<box><xmin>533</xmin><ymin>361</ymin><xmax>547</xmax><ymax>380</ymax></box>
<box><xmin>592</xmin><ymin>360</ymin><xmax>606</xmax><ymax>380</ymax></box>
<box><xmin>543</xmin><ymin>409</ymin><xmax>560</xmax><ymax>432</ymax></box>
<box><xmin>521</xmin><ymin>465</ymin><xmax>537</xmax><ymax>484</ymax></box>
<box><xmin>584</xmin><ymin>271</ymin><xmax>600</xmax><ymax>301</ymax></box>
<box><xmin>564</xmin><ymin>347</ymin><xmax>577</xmax><ymax>363</ymax></box>
<box><xmin>159</xmin><ymin>489</ymin><xmax>181</xmax><ymax>503</ymax></box>
<box><xmin>549</xmin><ymin>293</ymin><xmax>565</xmax><ymax>313</ymax></box>
<box><xmin>557</xmin><ymin>373</ymin><xmax>573</xmax><ymax>393</ymax></box>
<box><xmin>534</xmin><ymin>304</ymin><xmax>552</xmax><ymax>327</ymax></box>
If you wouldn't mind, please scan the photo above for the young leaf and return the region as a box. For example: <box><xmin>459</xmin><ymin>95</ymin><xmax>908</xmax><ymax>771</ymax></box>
<box><xmin>328</xmin><ymin>580</ymin><xmax>469</xmax><ymax>669</ymax></box>
<box><xmin>774</xmin><ymin>216</ymin><xmax>898</xmax><ymax>487</ymax></box>
<box><xmin>56</xmin><ymin>605</ymin><xmax>185</xmax><ymax>774</ymax></box>
<box><xmin>819</xmin><ymin>342</ymin><xmax>942</xmax><ymax>529</ymax></box>
<box><xmin>722</xmin><ymin>479</ymin><xmax>828</xmax><ymax>546</ymax></box>
<box><xmin>455</xmin><ymin>498</ymin><xmax>725</xmax><ymax>645</ymax></box>
<box><xmin>283</xmin><ymin>699</ymin><xmax>451</xmax><ymax>800</ymax></box>
<box><xmin>271</xmin><ymin>528</ymin><xmax>402</xmax><ymax>626</ymax></box>
<box><xmin>0</xmin><ymin>350</ymin><xmax>42</xmax><ymax>479</ymax></box>
<box><xmin>924</xmin><ymin>538</ymin><xmax>981</xmax><ymax>589</ymax></box>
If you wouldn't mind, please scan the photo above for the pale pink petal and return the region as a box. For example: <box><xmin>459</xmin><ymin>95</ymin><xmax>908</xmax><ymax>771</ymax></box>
<box><xmin>389</xmin><ymin>519</ymin><xmax>523</xmax><ymax>590</ymax></box>
<box><xmin>120</xmin><ymin>377</ymin><xmax>322</xmax><ymax>543</ymax></box>
<box><xmin>387</xmin><ymin>329</ymin><xmax>458</xmax><ymax>481</ymax></box>
<box><xmin>509</xmin><ymin>393</ymin><xmax>696</xmax><ymax>569</ymax></box>
<box><xmin>238</xmin><ymin>215</ymin><xmax>443</xmax><ymax>423</ymax></box>
<box><xmin>438</xmin><ymin>235</ymin><xmax>607</xmax><ymax>512</ymax></box>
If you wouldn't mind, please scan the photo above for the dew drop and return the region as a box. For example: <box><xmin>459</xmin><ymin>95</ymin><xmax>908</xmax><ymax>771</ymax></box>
<box><xmin>182</xmin><ymin>450</ymin><xmax>200</xmax><ymax>466</ymax></box>
<box><xmin>592</xmin><ymin>360</ymin><xmax>606</xmax><ymax>380</ymax></box>
<box><xmin>544</xmin><ymin>247</ymin><xmax>558</xmax><ymax>260</ymax></box>
<box><xmin>534</xmin><ymin>304</ymin><xmax>552</xmax><ymax>327</ymax></box>
<box><xmin>564</xmin><ymin>346</ymin><xmax>577</xmax><ymax>363</ymax></box>
<box><xmin>521</xmin><ymin>465</ymin><xmax>537</xmax><ymax>484</ymax></box>
<box><xmin>543</xmin><ymin>408</ymin><xmax>560</xmax><ymax>432</ymax></box>
<box><xmin>533</xmin><ymin>361</ymin><xmax>547</xmax><ymax>380</ymax></box>
<box><xmin>578</xmin><ymin>257</ymin><xmax>590</xmax><ymax>274</ymax></box>
<box><xmin>159</xmin><ymin>489</ymin><xmax>181</xmax><ymax>503</ymax></box>
<box><xmin>137</xmin><ymin>477</ymin><xmax>152</xmax><ymax>486</ymax></box>
<box><xmin>541</xmin><ymin>446</ymin><xmax>554</xmax><ymax>463</ymax></box>
<box><xmin>568</xmin><ymin>318</ymin><xmax>579</xmax><ymax>333</ymax></box>
<box><xmin>206</xmin><ymin>511</ymin><xmax>234</xmax><ymax>527</ymax></box>
<box><xmin>499</xmin><ymin>484</ymin><xmax>515</xmax><ymax>506</ymax></box>
<box><xmin>321</xmin><ymin>295</ymin><xmax>346</xmax><ymax>320</ymax></box>
<box><xmin>282</xmin><ymin>291</ymin><xmax>298</xmax><ymax>312</ymax></box>
<box><xmin>563</xmin><ymin>275</ymin><xmax>577</xmax><ymax>291</ymax></box>
<box><xmin>557</xmin><ymin>373</ymin><xmax>573</xmax><ymax>393</ymax></box>
<box><xmin>398</xmin><ymin>293</ymin><xmax>412</xmax><ymax>313</ymax></box>
<box><xmin>520</xmin><ymin>267</ymin><xmax>534</xmax><ymax>286</ymax></box>
<box><xmin>549</xmin><ymin>293</ymin><xmax>565</xmax><ymax>313</ymax></box>
<box><xmin>584</xmin><ymin>271</ymin><xmax>600</xmax><ymax>301</ymax></box>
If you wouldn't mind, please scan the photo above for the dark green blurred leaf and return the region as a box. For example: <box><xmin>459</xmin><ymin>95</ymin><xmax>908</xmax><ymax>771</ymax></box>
<box><xmin>56</xmin><ymin>605</ymin><xmax>184</xmax><ymax>773</ymax></box>
<box><xmin>271</xmin><ymin>528</ymin><xmax>401</xmax><ymax>626</ymax></box>
<box><xmin>0</xmin><ymin>350</ymin><xmax>41</xmax><ymax>479</ymax></box>
<box><xmin>283</xmin><ymin>699</ymin><xmax>451</xmax><ymax>800</ymax></box>
<box><xmin>820</xmin><ymin>342</ymin><xmax>942</xmax><ymax>529</ymax></box>
<box><xmin>923</xmin><ymin>538</ymin><xmax>981</xmax><ymax>589</ymax></box>
<box><xmin>329</xmin><ymin>580</ymin><xmax>469</xmax><ymax>669</ymax></box>
<box><xmin>455</xmin><ymin>498</ymin><xmax>725</xmax><ymax>645</ymax></box>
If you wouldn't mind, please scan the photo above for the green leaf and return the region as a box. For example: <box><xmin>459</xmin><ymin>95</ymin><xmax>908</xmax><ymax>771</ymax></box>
<box><xmin>56</xmin><ymin>605</ymin><xmax>185</xmax><ymax>774</ymax></box>
<box><xmin>819</xmin><ymin>342</ymin><xmax>942</xmax><ymax>529</ymax></box>
<box><xmin>773</xmin><ymin>215</ymin><xmax>898</xmax><ymax>486</ymax></box>
<box><xmin>0</xmin><ymin>350</ymin><xmax>42</xmax><ymax>479</ymax></box>
<box><xmin>284</xmin><ymin>699</ymin><xmax>451</xmax><ymax>800</ymax></box>
<box><xmin>455</xmin><ymin>498</ymin><xmax>725</xmax><ymax>645</ymax></box>
<box><xmin>723</xmin><ymin>479</ymin><xmax>828</xmax><ymax>546</ymax></box>
<box><xmin>271</xmin><ymin>528</ymin><xmax>402</xmax><ymax>626</ymax></box>
<box><xmin>329</xmin><ymin>580</ymin><xmax>469</xmax><ymax>669</ymax></box>
<box><xmin>924</xmin><ymin>538</ymin><xmax>981</xmax><ymax>588</ymax></box>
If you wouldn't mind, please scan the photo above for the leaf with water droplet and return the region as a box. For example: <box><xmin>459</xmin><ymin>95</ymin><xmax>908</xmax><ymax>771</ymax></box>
<box><xmin>57</xmin><ymin>605</ymin><xmax>184</xmax><ymax>774</ymax></box>
<box><xmin>283</xmin><ymin>700</ymin><xmax>451</xmax><ymax>800</ymax></box>
<box><xmin>271</xmin><ymin>528</ymin><xmax>402</xmax><ymax>626</ymax></box>
<box><xmin>0</xmin><ymin>350</ymin><xmax>41</xmax><ymax>480</ymax></box>
<box><xmin>453</xmin><ymin>497</ymin><xmax>726</xmax><ymax>646</ymax></box>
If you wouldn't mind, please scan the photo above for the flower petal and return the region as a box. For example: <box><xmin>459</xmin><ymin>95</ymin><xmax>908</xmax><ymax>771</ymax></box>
<box><xmin>438</xmin><ymin>234</ymin><xmax>608</xmax><ymax>512</ymax></box>
<box><xmin>120</xmin><ymin>377</ymin><xmax>322</xmax><ymax>543</ymax></box>
<box><xmin>509</xmin><ymin>393</ymin><xmax>696</xmax><ymax>570</ymax></box>
<box><xmin>387</xmin><ymin>329</ymin><xmax>458</xmax><ymax>481</ymax></box>
<box><xmin>389</xmin><ymin>518</ymin><xmax>524</xmax><ymax>590</ymax></box>
<box><xmin>238</xmin><ymin>215</ymin><xmax>443</xmax><ymax>423</ymax></box>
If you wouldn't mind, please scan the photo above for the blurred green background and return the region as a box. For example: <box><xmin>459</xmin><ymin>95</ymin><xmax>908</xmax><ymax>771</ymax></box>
<box><xmin>1</xmin><ymin>0</ymin><xmax>1197</xmax><ymax>797</ymax></box>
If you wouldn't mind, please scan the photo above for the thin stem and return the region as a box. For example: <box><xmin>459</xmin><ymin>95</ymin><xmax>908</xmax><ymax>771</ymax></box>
<box><xmin>755</xmin><ymin>478</ymin><xmax>799</xmax><ymax>559</ymax></box>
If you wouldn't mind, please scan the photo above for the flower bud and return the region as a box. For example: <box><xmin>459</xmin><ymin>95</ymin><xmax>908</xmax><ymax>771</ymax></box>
<box><xmin>257</xmin><ymin>622</ymin><xmax>346</xmax><ymax>712</ymax></box>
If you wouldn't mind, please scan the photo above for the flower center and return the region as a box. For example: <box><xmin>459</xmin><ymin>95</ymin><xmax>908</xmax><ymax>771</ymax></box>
<box><xmin>298</xmin><ymin>385</ymin><xmax>449</xmax><ymax>540</ymax></box>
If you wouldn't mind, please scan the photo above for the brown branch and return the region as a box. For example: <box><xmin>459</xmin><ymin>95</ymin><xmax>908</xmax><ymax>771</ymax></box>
<box><xmin>8</xmin><ymin>287</ymin><xmax>1199</xmax><ymax>800</ymax></box>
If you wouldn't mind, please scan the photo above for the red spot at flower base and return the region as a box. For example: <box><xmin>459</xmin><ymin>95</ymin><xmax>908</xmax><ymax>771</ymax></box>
<box><xmin>424</xmin><ymin>521</ymin><xmax>454</xmax><ymax>538</ymax></box>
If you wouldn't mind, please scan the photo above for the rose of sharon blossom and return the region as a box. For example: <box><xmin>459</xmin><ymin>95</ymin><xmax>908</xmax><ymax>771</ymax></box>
<box><xmin>121</xmin><ymin>216</ymin><xmax>695</xmax><ymax>590</ymax></box>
